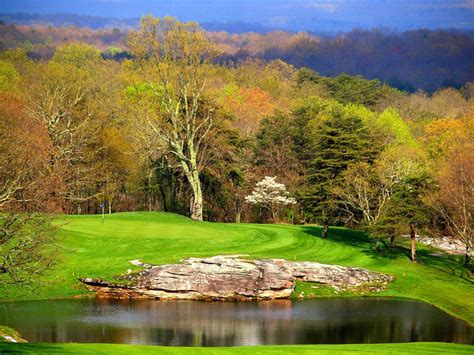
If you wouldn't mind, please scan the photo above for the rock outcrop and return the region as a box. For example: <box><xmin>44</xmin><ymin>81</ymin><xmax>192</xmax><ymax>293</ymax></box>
<box><xmin>81</xmin><ymin>255</ymin><xmax>393</xmax><ymax>300</ymax></box>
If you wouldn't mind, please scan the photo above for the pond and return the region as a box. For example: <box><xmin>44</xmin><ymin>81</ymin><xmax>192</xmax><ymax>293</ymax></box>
<box><xmin>0</xmin><ymin>298</ymin><xmax>472</xmax><ymax>346</ymax></box>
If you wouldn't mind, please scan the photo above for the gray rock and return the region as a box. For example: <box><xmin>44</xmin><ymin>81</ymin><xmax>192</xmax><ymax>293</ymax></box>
<box><xmin>81</xmin><ymin>255</ymin><xmax>394</xmax><ymax>300</ymax></box>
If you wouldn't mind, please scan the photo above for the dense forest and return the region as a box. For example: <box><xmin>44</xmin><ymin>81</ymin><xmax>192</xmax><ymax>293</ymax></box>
<box><xmin>0</xmin><ymin>16</ymin><xmax>473</xmax><ymax>283</ymax></box>
<box><xmin>1</xmin><ymin>20</ymin><xmax>473</xmax><ymax>91</ymax></box>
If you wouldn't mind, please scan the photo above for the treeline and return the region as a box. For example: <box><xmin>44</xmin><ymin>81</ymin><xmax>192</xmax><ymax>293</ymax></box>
<box><xmin>0</xmin><ymin>13</ymin><xmax>274</xmax><ymax>34</ymax></box>
<box><xmin>0</xmin><ymin>16</ymin><xmax>472</xmax><ymax>267</ymax></box>
<box><xmin>0</xmin><ymin>13</ymin><xmax>139</xmax><ymax>30</ymax></box>
<box><xmin>215</xmin><ymin>29</ymin><xmax>474</xmax><ymax>92</ymax></box>
<box><xmin>1</xmin><ymin>22</ymin><xmax>474</xmax><ymax>92</ymax></box>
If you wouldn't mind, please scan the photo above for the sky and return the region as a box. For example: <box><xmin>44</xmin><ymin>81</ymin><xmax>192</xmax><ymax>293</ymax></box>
<box><xmin>1</xmin><ymin>0</ymin><xmax>473</xmax><ymax>31</ymax></box>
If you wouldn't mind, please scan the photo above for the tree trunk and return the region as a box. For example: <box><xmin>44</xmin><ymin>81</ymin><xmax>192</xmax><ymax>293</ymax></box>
<box><xmin>235</xmin><ymin>212</ymin><xmax>241</xmax><ymax>224</ymax></box>
<box><xmin>410</xmin><ymin>224</ymin><xmax>417</xmax><ymax>263</ymax></box>
<box><xmin>188</xmin><ymin>169</ymin><xmax>203</xmax><ymax>221</ymax></box>
<box><xmin>271</xmin><ymin>209</ymin><xmax>276</xmax><ymax>223</ymax></box>
<box><xmin>159</xmin><ymin>185</ymin><xmax>168</xmax><ymax>212</ymax></box>
<box><xmin>190</xmin><ymin>191</ymin><xmax>203</xmax><ymax>221</ymax></box>
<box><xmin>108</xmin><ymin>200</ymin><xmax>112</xmax><ymax>215</ymax></box>
<box><xmin>322</xmin><ymin>223</ymin><xmax>329</xmax><ymax>238</ymax></box>
<box><xmin>235</xmin><ymin>198</ymin><xmax>241</xmax><ymax>223</ymax></box>
<box><xmin>390</xmin><ymin>236</ymin><xmax>396</xmax><ymax>250</ymax></box>
<box><xmin>465</xmin><ymin>245</ymin><xmax>472</xmax><ymax>266</ymax></box>
<box><xmin>147</xmin><ymin>174</ymin><xmax>152</xmax><ymax>212</ymax></box>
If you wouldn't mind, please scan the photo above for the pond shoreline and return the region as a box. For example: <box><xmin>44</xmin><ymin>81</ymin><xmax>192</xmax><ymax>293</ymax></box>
<box><xmin>1</xmin><ymin>298</ymin><xmax>472</xmax><ymax>346</ymax></box>
<box><xmin>1</xmin><ymin>291</ymin><xmax>473</xmax><ymax>327</ymax></box>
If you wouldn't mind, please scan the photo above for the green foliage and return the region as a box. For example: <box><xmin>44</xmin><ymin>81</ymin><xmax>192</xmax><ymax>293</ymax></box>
<box><xmin>254</xmin><ymin>111</ymin><xmax>295</xmax><ymax>165</ymax></box>
<box><xmin>298</xmin><ymin>100</ymin><xmax>381</xmax><ymax>223</ymax></box>
<box><xmin>369</xmin><ymin>173</ymin><xmax>432</xmax><ymax>245</ymax></box>
<box><xmin>0</xmin><ymin>61</ymin><xmax>19</xmax><ymax>92</ymax></box>
<box><xmin>22</xmin><ymin>40</ymin><xmax>33</xmax><ymax>52</ymax></box>
<box><xmin>377</xmin><ymin>108</ymin><xmax>418</xmax><ymax>148</ymax></box>
<box><xmin>296</xmin><ymin>67</ymin><xmax>321</xmax><ymax>86</ymax></box>
<box><xmin>0</xmin><ymin>213</ymin><xmax>57</xmax><ymax>288</ymax></box>
<box><xmin>125</xmin><ymin>82</ymin><xmax>157</xmax><ymax>100</ymax></box>
<box><xmin>321</xmin><ymin>73</ymin><xmax>385</xmax><ymax>107</ymax></box>
<box><xmin>106</xmin><ymin>46</ymin><xmax>123</xmax><ymax>56</ymax></box>
<box><xmin>389</xmin><ymin>174</ymin><xmax>432</xmax><ymax>228</ymax></box>
<box><xmin>52</xmin><ymin>43</ymin><xmax>101</xmax><ymax>67</ymax></box>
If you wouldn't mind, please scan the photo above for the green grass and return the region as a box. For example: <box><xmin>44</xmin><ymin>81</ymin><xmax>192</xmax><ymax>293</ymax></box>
<box><xmin>0</xmin><ymin>342</ymin><xmax>472</xmax><ymax>354</ymax></box>
<box><xmin>1</xmin><ymin>212</ymin><xmax>473</xmax><ymax>326</ymax></box>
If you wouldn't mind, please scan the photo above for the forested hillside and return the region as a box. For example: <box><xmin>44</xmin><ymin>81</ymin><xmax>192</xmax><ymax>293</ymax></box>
<box><xmin>1</xmin><ymin>20</ymin><xmax>473</xmax><ymax>91</ymax></box>
<box><xmin>0</xmin><ymin>16</ymin><xmax>473</xmax><ymax>283</ymax></box>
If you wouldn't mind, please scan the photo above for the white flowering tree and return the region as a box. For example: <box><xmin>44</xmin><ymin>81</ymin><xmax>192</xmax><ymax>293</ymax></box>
<box><xmin>245</xmin><ymin>176</ymin><xmax>296</xmax><ymax>222</ymax></box>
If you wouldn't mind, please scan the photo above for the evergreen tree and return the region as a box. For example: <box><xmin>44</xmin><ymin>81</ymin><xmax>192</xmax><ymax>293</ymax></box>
<box><xmin>301</xmin><ymin>106</ymin><xmax>380</xmax><ymax>234</ymax></box>
<box><xmin>370</xmin><ymin>174</ymin><xmax>431</xmax><ymax>262</ymax></box>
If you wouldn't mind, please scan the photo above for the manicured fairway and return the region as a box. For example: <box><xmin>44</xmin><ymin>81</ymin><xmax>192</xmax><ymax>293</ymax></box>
<box><xmin>1</xmin><ymin>212</ymin><xmax>473</xmax><ymax>326</ymax></box>
<box><xmin>0</xmin><ymin>342</ymin><xmax>472</xmax><ymax>354</ymax></box>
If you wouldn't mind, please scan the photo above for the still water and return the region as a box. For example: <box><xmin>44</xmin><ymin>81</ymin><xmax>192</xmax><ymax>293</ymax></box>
<box><xmin>0</xmin><ymin>298</ymin><xmax>472</xmax><ymax>346</ymax></box>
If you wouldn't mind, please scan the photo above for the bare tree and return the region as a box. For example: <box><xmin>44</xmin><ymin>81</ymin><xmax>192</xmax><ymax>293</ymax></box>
<box><xmin>0</xmin><ymin>93</ymin><xmax>58</xmax><ymax>287</ymax></box>
<box><xmin>428</xmin><ymin>149</ymin><xmax>473</xmax><ymax>265</ymax></box>
<box><xmin>128</xmin><ymin>16</ymin><xmax>217</xmax><ymax>221</ymax></box>
<box><xmin>27</xmin><ymin>64</ymin><xmax>101</xmax><ymax>212</ymax></box>
<box><xmin>333</xmin><ymin>150</ymin><xmax>417</xmax><ymax>227</ymax></box>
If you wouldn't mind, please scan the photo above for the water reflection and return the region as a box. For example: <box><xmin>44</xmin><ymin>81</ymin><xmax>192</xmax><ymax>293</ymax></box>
<box><xmin>0</xmin><ymin>298</ymin><xmax>472</xmax><ymax>346</ymax></box>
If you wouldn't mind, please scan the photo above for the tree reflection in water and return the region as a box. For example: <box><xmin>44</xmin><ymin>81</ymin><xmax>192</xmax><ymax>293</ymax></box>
<box><xmin>0</xmin><ymin>298</ymin><xmax>472</xmax><ymax>346</ymax></box>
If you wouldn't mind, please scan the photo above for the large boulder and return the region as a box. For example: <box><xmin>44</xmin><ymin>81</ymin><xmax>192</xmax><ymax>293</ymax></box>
<box><xmin>81</xmin><ymin>255</ymin><xmax>393</xmax><ymax>300</ymax></box>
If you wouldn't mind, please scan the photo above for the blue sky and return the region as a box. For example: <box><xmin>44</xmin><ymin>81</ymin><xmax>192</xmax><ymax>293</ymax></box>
<box><xmin>1</xmin><ymin>0</ymin><xmax>473</xmax><ymax>31</ymax></box>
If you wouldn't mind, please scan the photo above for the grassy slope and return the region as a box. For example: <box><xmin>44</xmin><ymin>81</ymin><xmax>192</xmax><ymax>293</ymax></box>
<box><xmin>0</xmin><ymin>343</ymin><xmax>472</xmax><ymax>354</ymax></box>
<box><xmin>1</xmin><ymin>212</ymin><xmax>473</xmax><ymax>326</ymax></box>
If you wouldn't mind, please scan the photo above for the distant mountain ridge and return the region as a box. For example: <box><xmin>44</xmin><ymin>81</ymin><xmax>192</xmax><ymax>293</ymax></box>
<box><xmin>1</xmin><ymin>14</ymin><xmax>473</xmax><ymax>92</ymax></box>
<box><xmin>0</xmin><ymin>13</ymin><xmax>277</xmax><ymax>34</ymax></box>
<box><xmin>1</xmin><ymin>0</ymin><xmax>473</xmax><ymax>33</ymax></box>
<box><xmin>0</xmin><ymin>13</ymin><xmax>139</xmax><ymax>30</ymax></box>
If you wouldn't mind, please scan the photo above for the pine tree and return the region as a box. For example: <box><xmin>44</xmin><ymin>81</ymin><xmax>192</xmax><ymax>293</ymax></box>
<box><xmin>370</xmin><ymin>174</ymin><xmax>431</xmax><ymax>262</ymax></box>
<box><xmin>302</xmin><ymin>109</ymin><xmax>380</xmax><ymax>234</ymax></box>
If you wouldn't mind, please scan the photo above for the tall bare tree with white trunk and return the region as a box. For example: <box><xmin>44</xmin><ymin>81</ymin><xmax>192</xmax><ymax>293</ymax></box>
<box><xmin>128</xmin><ymin>16</ymin><xmax>217</xmax><ymax>221</ymax></box>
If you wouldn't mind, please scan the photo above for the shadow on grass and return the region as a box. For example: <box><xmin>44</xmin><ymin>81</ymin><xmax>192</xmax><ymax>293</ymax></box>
<box><xmin>0</xmin><ymin>343</ymin><xmax>65</xmax><ymax>353</ymax></box>
<box><xmin>300</xmin><ymin>225</ymin><xmax>474</xmax><ymax>283</ymax></box>
<box><xmin>415</xmin><ymin>248</ymin><xmax>473</xmax><ymax>283</ymax></box>
<box><xmin>300</xmin><ymin>225</ymin><xmax>404</xmax><ymax>262</ymax></box>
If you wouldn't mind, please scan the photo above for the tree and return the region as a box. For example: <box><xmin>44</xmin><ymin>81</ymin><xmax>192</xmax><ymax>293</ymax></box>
<box><xmin>254</xmin><ymin>112</ymin><xmax>301</xmax><ymax>185</ymax></box>
<box><xmin>128</xmin><ymin>16</ymin><xmax>218</xmax><ymax>221</ymax></box>
<box><xmin>428</xmin><ymin>148</ymin><xmax>473</xmax><ymax>265</ymax></box>
<box><xmin>245</xmin><ymin>176</ymin><xmax>296</xmax><ymax>222</ymax></box>
<box><xmin>299</xmin><ymin>100</ymin><xmax>380</xmax><ymax>232</ymax></box>
<box><xmin>0</xmin><ymin>60</ymin><xmax>19</xmax><ymax>92</ymax></box>
<box><xmin>51</xmin><ymin>43</ymin><xmax>101</xmax><ymax>68</ymax></box>
<box><xmin>219</xmin><ymin>84</ymin><xmax>275</xmax><ymax>136</ymax></box>
<box><xmin>321</xmin><ymin>73</ymin><xmax>385</xmax><ymax>108</ymax></box>
<box><xmin>27</xmin><ymin>62</ymin><xmax>101</xmax><ymax>212</ymax></box>
<box><xmin>0</xmin><ymin>93</ymin><xmax>58</xmax><ymax>287</ymax></box>
<box><xmin>96</xmin><ymin>126</ymin><xmax>137</xmax><ymax>214</ymax></box>
<box><xmin>0</xmin><ymin>213</ymin><xmax>56</xmax><ymax>287</ymax></box>
<box><xmin>227</xmin><ymin>169</ymin><xmax>246</xmax><ymax>223</ymax></box>
<box><xmin>333</xmin><ymin>146</ymin><xmax>419</xmax><ymax>227</ymax></box>
<box><xmin>424</xmin><ymin>113</ymin><xmax>474</xmax><ymax>265</ymax></box>
<box><xmin>0</xmin><ymin>93</ymin><xmax>60</xmax><ymax>211</ymax></box>
<box><xmin>369</xmin><ymin>174</ymin><xmax>431</xmax><ymax>262</ymax></box>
